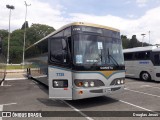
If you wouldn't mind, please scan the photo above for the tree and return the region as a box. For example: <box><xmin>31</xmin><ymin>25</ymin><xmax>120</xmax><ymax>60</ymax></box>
<box><xmin>2</xmin><ymin>29</ymin><xmax>24</xmax><ymax>63</ymax></box>
<box><xmin>1</xmin><ymin>23</ymin><xmax>55</xmax><ymax>63</ymax></box>
<box><xmin>26</xmin><ymin>24</ymin><xmax>55</xmax><ymax>47</ymax></box>
<box><xmin>0</xmin><ymin>30</ymin><xmax>8</xmax><ymax>39</ymax></box>
<box><xmin>128</xmin><ymin>35</ymin><xmax>138</xmax><ymax>48</ymax></box>
<box><xmin>21</xmin><ymin>21</ymin><xmax>29</xmax><ymax>30</ymax></box>
<box><xmin>121</xmin><ymin>35</ymin><xmax>130</xmax><ymax>49</ymax></box>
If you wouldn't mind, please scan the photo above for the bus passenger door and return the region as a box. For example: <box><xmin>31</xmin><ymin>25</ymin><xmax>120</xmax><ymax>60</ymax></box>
<box><xmin>48</xmin><ymin>67</ymin><xmax>72</xmax><ymax>100</ymax></box>
<box><xmin>48</xmin><ymin>37</ymin><xmax>73</xmax><ymax>100</ymax></box>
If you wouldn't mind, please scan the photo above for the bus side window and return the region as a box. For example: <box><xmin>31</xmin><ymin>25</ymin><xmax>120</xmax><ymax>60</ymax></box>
<box><xmin>50</xmin><ymin>38</ymin><xmax>70</xmax><ymax>65</ymax></box>
<box><xmin>145</xmin><ymin>52</ymin><xmax>150</xmax><ymax>59</ymax></box>
<box><xmin>135</xmin><ymin>51</ymin><xmax>150</xmax><ymax>60</ymax></box>
<box><xmin>124</xmin><ymin>53</ymin><xmax>133</xmax><ymax>60</ymax></box>
<box><xmin>154</xmin><ymin>54</ymin><xmax>160</xmax><ymax>65</ymax></box>
<box><xmin>64</xmin><ymin>27</ymin><xmax>71</xmax><ymax>37</ymax></box>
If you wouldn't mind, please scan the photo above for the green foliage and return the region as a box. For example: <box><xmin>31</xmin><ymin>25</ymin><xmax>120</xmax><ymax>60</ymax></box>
<box><xmin>121</xmin><ymin>35</ymin><xmax>151</xmax><ymax>49</ymax></box>
<box><xmin>0</xmin><ymin>30</ymin><xmax>8</xmax><ymax>39</ymax></box>
<box><xmin>21</xmin><ymin>21</ymin><xmax>29</xmax><ymax>30</ymax></box>
<box><xmin>26</xmin><ymin>24</ymin><xmax>55</xmax><ymax>47</ymax></box>
<box><xmin>121</xmin><ymin>35</ymin><xmax>129</xmax><ymax>49</ymax></box>
<box><xmin>128</xmin><ymin>35</ymin><xmax>139</xmax><ymax>48</ymax></box>
<box><xmin>1</xmin><ymin>23</ymin><xmax>55</xmax><ymax>63</ymax></box>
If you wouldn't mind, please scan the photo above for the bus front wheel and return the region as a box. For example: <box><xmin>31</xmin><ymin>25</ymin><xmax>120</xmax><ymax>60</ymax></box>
<box><xmin>140</xmin><ymin>72</ymin><xmax>151</xmax><ymax>81</ymax></box>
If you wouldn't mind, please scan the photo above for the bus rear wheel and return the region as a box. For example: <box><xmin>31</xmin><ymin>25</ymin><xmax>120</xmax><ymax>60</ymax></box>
<box><xmin>140</xmin><ymin>72</ymin><xmax>151</xmax><ymax>81</ymax></box>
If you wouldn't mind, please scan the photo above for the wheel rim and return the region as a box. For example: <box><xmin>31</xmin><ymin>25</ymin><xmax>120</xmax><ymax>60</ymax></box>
<box><xmin>142</xmin><ymin>73</ymin><xmax>149</xmax><ymax>80</ymax></box>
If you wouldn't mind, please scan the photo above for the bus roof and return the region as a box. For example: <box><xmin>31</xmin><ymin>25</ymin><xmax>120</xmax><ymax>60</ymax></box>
<box><xmin>26</xmin><ymin>22</ymin><xmax>120</xmax><ymax>50</ymax></box>
<box><xmin>123</xmin><ymin>45</ymin><xmax>160</xmax><ymax>53</ymax></box>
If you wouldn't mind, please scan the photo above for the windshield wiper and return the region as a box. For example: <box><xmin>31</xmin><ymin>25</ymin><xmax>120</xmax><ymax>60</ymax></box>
<box><xmin>107</xmin><ymin>48</ymin><xmax>119</xmax><ymax>67</ymax></box>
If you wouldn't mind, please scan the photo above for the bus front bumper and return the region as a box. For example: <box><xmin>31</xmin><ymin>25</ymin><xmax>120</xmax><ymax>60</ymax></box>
<box><xmin>72</xmin><ymin>85</ymin><xmax>125</xmax><ymax>100</ymax></box>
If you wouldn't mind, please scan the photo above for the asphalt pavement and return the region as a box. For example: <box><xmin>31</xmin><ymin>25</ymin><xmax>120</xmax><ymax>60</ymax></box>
<box><xmin>0</xmin><ymin>72</ymin><xmax>160</xmax><ymax>120</ymax></box>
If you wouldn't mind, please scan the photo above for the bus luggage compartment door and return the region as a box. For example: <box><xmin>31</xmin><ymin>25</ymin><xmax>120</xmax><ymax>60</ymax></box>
<box><xmin>48</xmin><ymin>67</ymin><xmax>72</xmax><ymax>100</ymax></box>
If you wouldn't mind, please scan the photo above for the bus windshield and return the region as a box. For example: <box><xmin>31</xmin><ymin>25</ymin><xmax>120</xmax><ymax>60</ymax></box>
<box><xmin>74</xmin><ymin>34</ymin><xmax>124</xmax><ymax>66</ymax></box>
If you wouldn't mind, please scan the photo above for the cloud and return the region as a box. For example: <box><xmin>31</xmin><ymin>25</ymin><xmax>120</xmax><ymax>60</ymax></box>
<box><xmin>127</xmin><ymin>14</ymin><xmax>137</xmax><ymax>18</ymax></box>
<box><xmin>1</xmin><ymin>0</ymin><xmax>160</xmax><ymax>45</ymax></box>
<box><xmin>68</xmin><ymin>6</ymin><xmax>160</xmax><ymax>44</ymax></box>
<box><xmin>124</xmin><ymin>0</ymin><xmax>132</xmax><ymax>5</ymax></box>
<box><xmin>0</xmin><ymin>0</ymin><xmax>66</xmax><ymax>30</ymax></box>
<box><xmin>136</xmin><ymin>0</ymin><xmax>148</xmax><ymax>7</ymax></box>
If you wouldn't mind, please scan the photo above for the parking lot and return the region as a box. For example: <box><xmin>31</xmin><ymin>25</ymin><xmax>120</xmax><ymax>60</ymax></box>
<box><xmin>0</xmin><ymin>76</ymin><xmax>160</xmax><ymax>120</ymax></box>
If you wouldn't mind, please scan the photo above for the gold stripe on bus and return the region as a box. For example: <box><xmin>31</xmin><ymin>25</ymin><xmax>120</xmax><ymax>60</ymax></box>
<box><xmin>100</xmin><ymin>71</ymin><xmax>117</xmax><ymax>78</ymax></box>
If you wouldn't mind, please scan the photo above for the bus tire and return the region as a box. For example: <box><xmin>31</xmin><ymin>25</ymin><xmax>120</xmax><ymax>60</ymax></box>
<box><xmin>140</xmin><ymin>72</ymin><xmax>151</xmax><ymax>81</ymax></box>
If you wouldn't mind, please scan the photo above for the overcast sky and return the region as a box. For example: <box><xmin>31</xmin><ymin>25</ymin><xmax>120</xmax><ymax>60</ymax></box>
<box><xmin>1</xmin><ymin>0</ymin><xmax>160</xmax><ymax>44</ymax></box>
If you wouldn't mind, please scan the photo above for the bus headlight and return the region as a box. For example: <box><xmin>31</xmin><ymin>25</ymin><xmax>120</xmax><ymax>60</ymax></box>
<box><xmin>74</xmin><ymin>79</ymin><xmax>104</xmax><ymax>87</ymax></box>
<box><xmin>52</xmin><ymin>80</ymin><xmax>68</xmax><ymax>88</ymax></box>
<box><xmin>117</xmin><ymin>80</ymin><xmax>121</xmax><ymax>85</ymax></box>
<box><xmin>110</xmin><ymin>78</ymin><xmax>125</xmax><ymax>85</ymax></box>
<box><xmin>84</xmin><ymin>82</ymin><xmax>89</xmax><ymax>87</ymax></box>
<box><xmin>90</xmin><ymin>81</ymin><xmax>95</xmax><ymax>87</ymax></box>
<box><xmin>121</xmin><ymin>79</ymin><xmax>124</xmax><ymax>84</ymax></box>
<box><xmin>54</xmin><ymin>81</ymin><xmax>59</xmax><ymax>87</ymax></box>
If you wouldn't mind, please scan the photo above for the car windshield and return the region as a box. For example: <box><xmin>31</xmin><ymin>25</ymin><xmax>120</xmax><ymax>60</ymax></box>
<box><xmin>73</xmin><ymin>34</ymin><xmax>124</xmax><ymax>66</ymax></box>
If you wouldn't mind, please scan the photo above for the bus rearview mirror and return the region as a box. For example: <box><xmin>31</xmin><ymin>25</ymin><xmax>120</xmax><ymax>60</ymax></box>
<box><xmin>62</xmin><ymin>38</ymin><xmax>67</xmax><ymax>50</ymax></box>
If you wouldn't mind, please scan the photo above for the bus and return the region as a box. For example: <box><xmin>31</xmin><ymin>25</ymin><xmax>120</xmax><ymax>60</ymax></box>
<box><xmin>0</xmin><ymin>37</ymin><xmax>6</xmax><ymax>85</ymax></box>
<box><xmin>25</xmin><ymin>22</ymin><xmax>125</xmax><ymax>100</ymax></box>
<box><xmin>123</xmin><ymin>45</ymin><xmax>160</xmax><ymax>81</ymax></box>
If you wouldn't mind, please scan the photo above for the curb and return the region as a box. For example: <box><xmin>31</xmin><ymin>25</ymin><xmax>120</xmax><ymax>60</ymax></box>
<box><xmin>5</xmin><ymin>78</ymin><xmax>27</xmax><ymax>81</ymax></box>
<box><xmin>6</xmin><ymin>69</ymin><xmax>26</xmax><ymax>73</ymax></box>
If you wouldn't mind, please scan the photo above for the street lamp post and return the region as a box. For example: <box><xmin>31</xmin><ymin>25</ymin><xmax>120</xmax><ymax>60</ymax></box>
<box><xmin>22</xmin><ymin>1</ymin><xmax>31</xmax><ymax>66</ymax></box>
<box><xmin>6</xmin><ymin>5</ymin><xmax>15</xmax><ymax>65</ymax></box>
<box><xmin>148</xmin><ymin>31</ymin><xmax>150</xmax><ymax>45</ymax></box>
<box><xmin>141</xmin><ymin>33</ymin><xmax>146</xmax><ymax>47</ymax></box>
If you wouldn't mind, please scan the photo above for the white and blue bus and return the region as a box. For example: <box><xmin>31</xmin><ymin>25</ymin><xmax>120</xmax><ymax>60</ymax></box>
<box><xmin>25</xmin><ymin>22</ymin><xmax>125</xmax><ymax>100</ymax></box>
<box><xmin>123</xmin><ymin>45</ymin><xmax>160</xmax><ymax>81</ymax></box>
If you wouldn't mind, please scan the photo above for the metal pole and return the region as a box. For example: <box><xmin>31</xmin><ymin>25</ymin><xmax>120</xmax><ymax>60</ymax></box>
<box><xmin>6</xmin><ymin>5</ymin><xmax>15</xmax><ymax>65</ymax></box>
<box><xmin>22</xmin><ymin>1</ymin><xmax>31</xmax><ymax>66</ymax></box>
<box><xmin>149</xmin><ymin>31</ymin><xmax>150</xmax><ymax>45</ymax></box>
<box><xmin>7</xmin><ymin>9</ymin><xmax>11</xmax><ymax>65</ymax></box>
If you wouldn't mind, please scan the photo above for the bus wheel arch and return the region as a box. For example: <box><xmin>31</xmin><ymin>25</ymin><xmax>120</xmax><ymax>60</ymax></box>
<box><xmin>140</xmin><ymin>71</ymin><xmax>151</xmax><ymax>81</ymax></box>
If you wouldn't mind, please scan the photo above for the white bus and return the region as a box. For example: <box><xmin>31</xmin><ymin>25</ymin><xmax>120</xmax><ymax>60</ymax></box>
<box><xmin>123</xmin><ymin>45</ymin><xmax>160</xmax><ymax>81</ymax></box>
<box><xmin>25</xmin><ymin>22</ymin><xmax>125</xmax><ymax>100</ymax></box>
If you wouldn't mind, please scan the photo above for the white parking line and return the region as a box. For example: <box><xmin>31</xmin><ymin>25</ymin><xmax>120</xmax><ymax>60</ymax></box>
<box><xmin>0</xmin><ymin>81</ymin><xmax>4</xmax><ymax>86</ymax></box>
<box><xmin>140</xmin><ymin>85</ymin><xmax>151</xmax><ymax>88</ymax></box>
<box><xmin>0</xmin><ymin>105</ymin><xmax>3</xmax><ymax>111</ymax></box>
<box><xmin>0</xmin><ymin>81</ymin><xmax>11</xmax><ymax>87</ymax></box>
<box><xmin>0</xmin><ymin>103</ymin><xmax>17</xmax><ymax>120</ymax></box>
<box><xmin>0</xmin><ymin>105</ymin><xmax>3</xmax><ymax>120</ymax></box>
<box><xmin>140</xmin><ymin>85</ymin><xmax>160</xmax><ymax>90</ymax></box>
<box><xmin>62</xmin><ymin>100</ymin><xmax>94</xmax><ymax>120</ymax></box>
<box><xmin>119</xmin><ymin>100</ymin><xmax>152</xmax><ymax>111</ymax></box>
<box><xmin>63</xmin><ymin>99</ymin><xmax>157</xmax><ymax>119</ymax></box>
<box><xmin>125</xmin><ymin>88</ymin><xmax>160</xmax><ymax>98</ymax></box>
<box><xmin>0</xmin><ymin>103</ymin><xmax>17</xmax><ymax>106</ymax></box>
